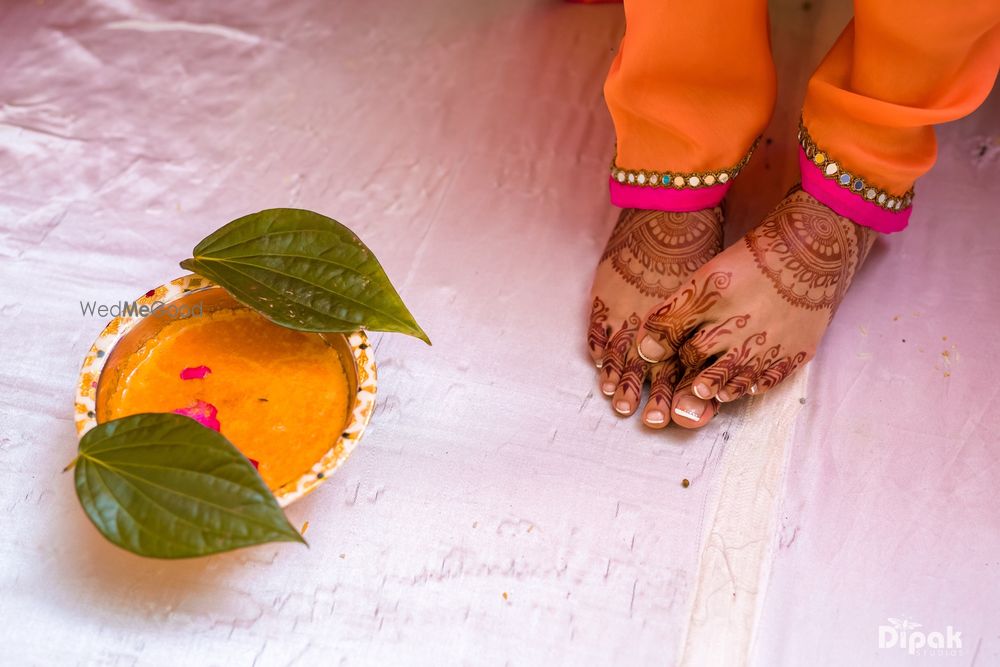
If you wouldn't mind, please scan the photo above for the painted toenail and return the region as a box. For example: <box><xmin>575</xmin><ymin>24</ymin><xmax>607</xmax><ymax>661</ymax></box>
<box><xmin>716</xmin><ymin>390</ymin><xmax>732</xmax><ymax>403</ymax></box>
<box><xmin>645</xmin><ymin>409</ymin><xmax>665</xmax><ymax>425</ymax></box>
<box><xmin>674</xmin><ymin>396</ymin><xmax>704</xmax><ymax>421</ymax></box>
<box><xmin>601</xmin><ymin>382</ymin><xmax>616</xmax><ymax>396</ymax></box>
<box><xmin>638</xmin><ymin>336</ymin><xmax>666</xmax><ymax>362</ymax></box>
<box><xmin>692</xmin><ymin>382</ymin><xmax>712</xmax><ymax>399</ymax></box>
<box><xmin>615</xmin><ymin>400</ymin><xmax>631</xmax><ymax>414</ymax></box>
<box><xmin>595</xmin><ymin>359</ymin><xmax>603</xmax><ymax>369</ymax></box>
<box><xmin>674</xmin><ymin>406</ymin><xmax>701</xmax><ymax>422</ymax></box>
<box><xmin>749</xmin><ymin>383</ymin><xmax>758</xmax><ymax>395</ymax></box>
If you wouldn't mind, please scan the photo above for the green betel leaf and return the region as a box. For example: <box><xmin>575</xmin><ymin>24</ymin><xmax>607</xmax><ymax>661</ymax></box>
<box><xmin>74</xmin><ymin>413</ymin><xmax>306</xmax><ymax>559</ymax></box>
<box><xmin>180</xmin><ymin>208</ymin><xmax>431</xmax><ymax>343</ymax></box>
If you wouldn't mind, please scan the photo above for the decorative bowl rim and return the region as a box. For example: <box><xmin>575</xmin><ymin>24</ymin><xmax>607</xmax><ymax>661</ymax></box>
<box><xmin>73</xmin><ymin>273</ymin><xmax>377</xmax><ymax>507</ymax></box>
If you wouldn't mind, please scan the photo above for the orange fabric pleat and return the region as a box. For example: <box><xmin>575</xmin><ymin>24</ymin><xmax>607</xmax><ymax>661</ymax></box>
<box><xmin>804</xmin><ymin>0</ymin><xmax>1000</xmax><ymax>193</ymax></box>
<box><xmin>606</xmin><ymin>0</ymin><xmax>1000</xmax><ymax>192</ymax></box>
<box><xmin>604</xmin><ymin>0</ymin><xmax>775</xmax><ymax>173</ymax></box>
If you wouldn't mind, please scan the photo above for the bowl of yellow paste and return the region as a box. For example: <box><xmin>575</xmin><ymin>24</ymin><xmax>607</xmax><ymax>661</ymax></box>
<box><xmin>74</xmin><ymin>274</ymin><xmax>378</xmax><ymax>507</ymax></box>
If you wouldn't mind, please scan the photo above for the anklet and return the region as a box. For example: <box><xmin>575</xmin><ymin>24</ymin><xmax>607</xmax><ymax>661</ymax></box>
<box><xmin>609</xmin><ymin>138</ymin><xmax>760</xmax><ymax>191</ymax></box>
<box><xmin>797</xmin><ymin>119</ymin><xmax>913</xmax><ymax>212</ymax></box>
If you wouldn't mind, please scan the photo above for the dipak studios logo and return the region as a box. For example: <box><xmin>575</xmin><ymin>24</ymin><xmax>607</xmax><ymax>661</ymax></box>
<box><xmin>878</xmin><ymin>617</ymin><xmax>963</xmax><ymax>657</ymax></box>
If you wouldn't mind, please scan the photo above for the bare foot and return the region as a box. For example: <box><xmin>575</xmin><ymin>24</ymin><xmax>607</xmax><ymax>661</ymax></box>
<box><xmin>588</xmin><ymin>207</ymin><xmax>723</xmax><ymax>427</ymax></box>
<box><xmin>635</xmin><ymin>188</ymin><xmax>876</xmax><ymax>428</ymax></box>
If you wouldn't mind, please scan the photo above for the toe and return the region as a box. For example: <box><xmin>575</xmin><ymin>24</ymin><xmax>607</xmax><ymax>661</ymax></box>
<box><xmin>678</xmin><ymin>314</ymin><xmax>752</xmax><ymax>371</ymax></box>
<box><xmin>638</xmin><ymin>270</ymin><xmax>734</xmax><ymax>363</ymax></box>
<box><xmin>636</xmin><ymin>334</ymin><xmax>669</xmax><ymax>363</ymax></box>
<box><xmin>600</xmin><ymin>313</ymin><xmax>642</xmax><ymax>397</ymax></box>
<box><xmin>671</xmin><ymin>370</ymin><xmax>719</xmax><ymax>429</ymax></box>
<box><xmin>691</xmin><ymin>331</ymin><xmax>769</xmax><ymax>400</ymax></box>
<box><xmin>716</xmin><ymin>376</ymin><xmax>751</xmax><ymax>403</ymax></box>
<box><xmin>718</xmin><ymin>362</ymin><xmax>769</xmax><ymax>402</ymax></box>
<box><xmin>598</xmin><ymin>353</ymin><xmax>621</xmax><ymax>396</ymax></box>
<box><xmin>611</xmin><ymin>348</ymin><xmax>648</xmax><ymax>417</ymax></box>
<box><xmin>690</xmin><ymin>368</ymin><xmax>728</xmax><ymax>402</ymax></box>
<box><xmin>754</xmin><ymin>350</ymin><xmax>811</xmax><ymax>396</ymax></box>
<box><xmin>642</xmin><ymin>359</ymin><xmax>681</xmax><ymax>429</ymax></box>
<box><xmin>587</xmin><ymin>297</ymin><xmax>611</xmax><ymax>367</ymax></box>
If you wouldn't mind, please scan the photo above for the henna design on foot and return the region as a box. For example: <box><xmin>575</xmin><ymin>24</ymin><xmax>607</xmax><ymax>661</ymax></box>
<box><xmin>601</xmin><ymin>208</ymin><xmax>723</xmax><ymax>299</ymax></box>
<box><xmin>756</xmin><ymin>350</ymin><xmax>809</xmax><ymax>393</ymax></box>
<box><xmin>631</xmin><ymin>189</ymin><xmax>878</xmax><ymax>427</ymax></box>
<box><xmin>695</xmin><ymin>331</ymin><xmax>770</xmax><ymax>392</ymax></box>
<box><xmin>746</xmin><ymin>190</ymin><xmax>874</xmax><ymax>311</ymax></box>
<box><xmin>600</xmin><ymin>312</ymin><xmax>642</xmax><ymax>390</ymax></box>
<box><xmin>643</xmin><ymin>271</ymin><xmax>732</xmax><ymax>352</ymax></box>
<box><xmin>615</xmin><ymin>352</ymin><xmax>650</xmax><ymax>411</ymax></box>
<box><xmin>648</xmin><ymin>358</ymin><xmax>682</xmax><ymax>409</ymax></box>
<box><xmin>588</xmin><ymin>297</ymin><xmax>610</xmax><ymax>363</ymax></box>
<box><xmin>721</xmin><ymin>343</ymin><xmax>782</xmax><ymax>399</ymax></box>
<box><xmin>589</xmin><ymin>205</ymin><xmax>726</xmax><ymax>421</ymax></box>
<box><xmin>678</xmin><ymin>313</ymin><xmax>752</xmax><ymax>369</ymax></box>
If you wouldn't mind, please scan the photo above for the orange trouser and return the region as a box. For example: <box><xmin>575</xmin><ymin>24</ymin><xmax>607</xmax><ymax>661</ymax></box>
<box><xmin>605</xmin><ymin>0</ymin><xmax>1000</xmax><ymax>195</ymax></box>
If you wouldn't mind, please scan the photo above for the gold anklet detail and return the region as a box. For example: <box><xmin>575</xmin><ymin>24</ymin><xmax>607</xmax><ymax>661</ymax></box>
<box><xmin>610</xmin><ymin>138</ymin><xmax>759</xmax><ymax>190</ymax></box>
<box><xmin>798</xmin><ymin>119</ymin><xmax>914</xmax><ymax>211</ymax></box>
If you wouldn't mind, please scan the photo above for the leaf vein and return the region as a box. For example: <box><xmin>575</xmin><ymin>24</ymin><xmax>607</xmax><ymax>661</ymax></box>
<box><xmin>199</xmin><ymin>258</ymin><xmax>416</xmax><ymax>331</ymax></box>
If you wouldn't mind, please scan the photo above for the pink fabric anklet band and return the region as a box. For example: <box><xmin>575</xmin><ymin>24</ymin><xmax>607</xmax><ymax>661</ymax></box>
<box><xmin>798</xmin><ymin>147</ymin><xmax>911</xmax><ymax>234</ymax></box>
<box><xmin>609</xmin><ymin>177</ymin><xmax>731</xmax><ymax>212</ymax></box>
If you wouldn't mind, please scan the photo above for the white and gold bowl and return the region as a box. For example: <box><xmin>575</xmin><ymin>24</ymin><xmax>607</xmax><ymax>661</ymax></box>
<box><xmin>74</xmin><ymin>274</ymin><xmax>377</xmax><ymax>507</ymax></box>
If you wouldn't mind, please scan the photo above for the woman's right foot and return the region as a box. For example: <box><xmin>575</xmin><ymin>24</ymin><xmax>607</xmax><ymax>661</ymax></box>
<box><xmin>588</xmin><ymin>206</ymin><xmax>723</xmax><ymax>427</ymax></box>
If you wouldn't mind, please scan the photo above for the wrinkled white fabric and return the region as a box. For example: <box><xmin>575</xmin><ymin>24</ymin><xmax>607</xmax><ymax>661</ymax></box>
<box><xmin>680</xmin><ymin>372</ymin><xmax>806</xmax><ymax>667</ymax></box>
<box><xmin>0</xmin><ymin>0</ymin><xmax>997</xmax><ymax>665</ymax></box>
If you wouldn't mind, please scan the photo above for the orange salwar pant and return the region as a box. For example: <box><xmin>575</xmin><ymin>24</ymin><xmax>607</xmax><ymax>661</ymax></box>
<box><xmin>604</xmin><ymin>0</ymin><xmax>1000</xmax><ymax>232</ymax></box>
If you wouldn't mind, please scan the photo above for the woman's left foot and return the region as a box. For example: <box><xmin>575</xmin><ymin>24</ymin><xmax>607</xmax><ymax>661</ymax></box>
<box><xmin>631</xmin><ymin>188</ymin><xmax>876</xmax><ymax>428</ymax></box>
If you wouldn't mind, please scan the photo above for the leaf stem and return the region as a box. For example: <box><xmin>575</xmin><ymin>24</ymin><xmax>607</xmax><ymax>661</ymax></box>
<box><xmin>62</xmin><ymin>455</ymin><xmax>80</xmax><ymax>472</ymax></box>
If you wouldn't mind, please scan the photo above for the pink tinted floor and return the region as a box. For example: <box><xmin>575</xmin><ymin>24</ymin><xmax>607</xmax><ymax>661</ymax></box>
<box><xmin>0</xmin><ymin>0</ymin><xmax>997</xmax><ymax>665</ymax></box>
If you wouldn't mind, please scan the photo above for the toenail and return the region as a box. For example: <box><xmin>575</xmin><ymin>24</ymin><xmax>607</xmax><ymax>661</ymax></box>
<box><xmin>615</xmin><ymin>400</ymin><xmax>631</xmax><ymax>414</ymax></box>
<box><xmin>595</xmin><ymin>359</ymin><xmax>603</xmax><ymax>369</ymax></box>
<box><xmin>716</xmin><ymin>390</ymin><xmax>731</xmax><ymax>403</ymax></box>
<box><xmin>645</xmin><ymin>409</ymin><xmax>665</xmax><ymax>425</ymax></box>
<box><xmin>637</xmin><ymin>336</ymin><xmax>667</xmax><ymax>362</ymax></box>
<box><xmin>749</xmin><ymin>383</ymin><xmax>758</xmax><ymax>395</ymax></box>
<box><xmin>602</xmin><ymin>382</ymin><xmax>616</xmax><ymax>396</ymax></box>
<box><xmin>692</xmin><ymin>382</ymin><xmax>712</xmax><ymax>399</ymax></box>
<box><xmin>674</xmin><ymin>396</ymin><xmax>704</xmax><ymax>422</ymax></box>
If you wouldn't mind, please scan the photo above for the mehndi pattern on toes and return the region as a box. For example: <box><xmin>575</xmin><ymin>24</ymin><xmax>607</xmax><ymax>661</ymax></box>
<box><xmin>635</xmin><ymin>188</ymin><xmax>877</xmax><ymax>428</ymax></box>
<box><xmin>587</xmin><ymin>206</ymin><xmax>723</xmax><ymax>424</ymax></box>
<box><xmin>587</xmin><ymin>297</ymin><xmax>610</xmax><ymax>364</ymax></box>
<box><xmin>640</xmin><ymin>358</ymin><xmax>684</xmax><ymax>429</ymax></box>
<box><xmin>670</xmin><ymin>366</ymin><xmax>720</xmax><ymax>429</ymax></box>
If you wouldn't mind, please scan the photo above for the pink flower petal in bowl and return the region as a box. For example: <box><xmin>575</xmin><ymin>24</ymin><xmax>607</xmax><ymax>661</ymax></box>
<box><xmin>180</xmin><ymin>365</ymin><xmax>212</xmax><ymax>380</ymax></box>
<box><xmin>174</xmin><ymin>400</ymin><xmax>221</xmax><ymax>432</ymax></box>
